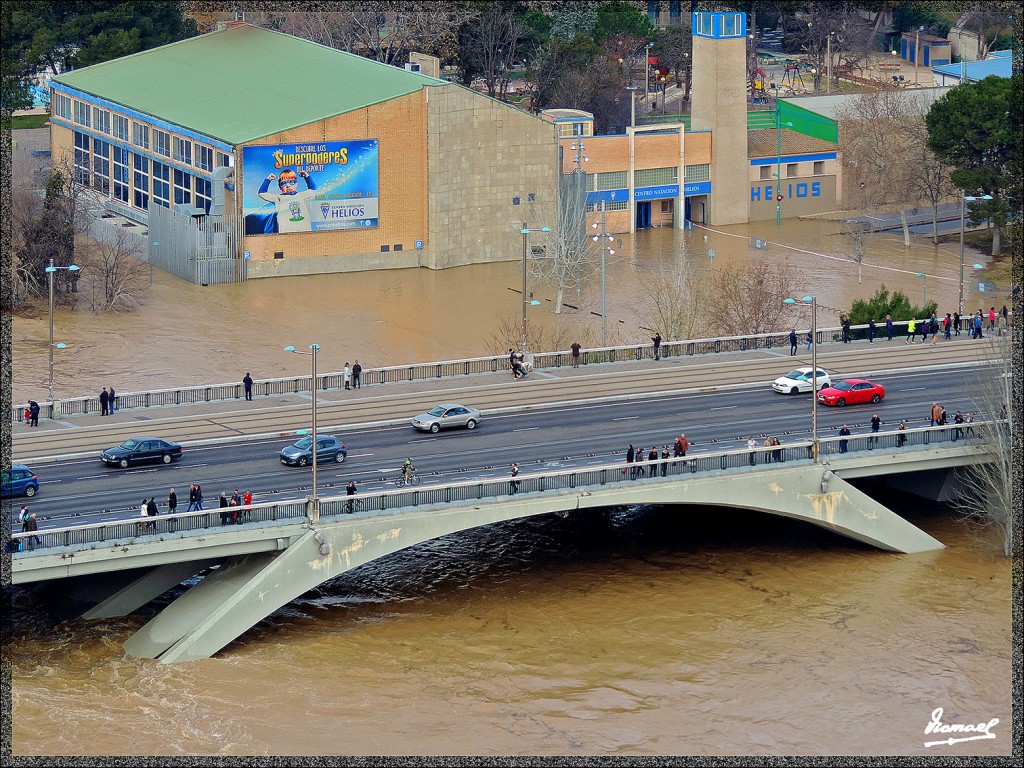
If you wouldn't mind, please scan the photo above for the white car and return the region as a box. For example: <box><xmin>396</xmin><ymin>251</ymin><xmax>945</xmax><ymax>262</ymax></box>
<box><xmin>772</xmin><ymin>367</ymin><xmax>831</xmax><ymax>395</ymax></box>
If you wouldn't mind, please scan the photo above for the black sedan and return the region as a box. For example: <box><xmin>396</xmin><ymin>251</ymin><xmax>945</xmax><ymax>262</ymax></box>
<box><xmin>101</xmin><ymin>437</ymin><xmax>183</xmax><ymax>468</ymax></box>
<box><xmin>279</xmin><ymin>435</ymin><xmax>347</xmax><ymax>467</ymax></box>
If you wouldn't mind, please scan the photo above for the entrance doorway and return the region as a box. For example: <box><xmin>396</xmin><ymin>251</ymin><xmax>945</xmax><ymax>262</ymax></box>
<box><xmin>636</xmin><ymin>201</ymin><xmax>651</xmax><ymax>229</ymax></box>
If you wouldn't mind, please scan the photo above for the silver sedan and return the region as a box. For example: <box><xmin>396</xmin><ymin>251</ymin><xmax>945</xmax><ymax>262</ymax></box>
<box><xmin>412</xmin><ymin>404</ymin><xmax>481</xmax><ymax>433</ymax></box>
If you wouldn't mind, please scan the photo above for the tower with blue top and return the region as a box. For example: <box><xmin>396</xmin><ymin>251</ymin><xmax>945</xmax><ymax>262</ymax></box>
<box><xmin>691</xmin><ymin>11</ymin><xmax>749</xmax><ymax>225</ymax></box>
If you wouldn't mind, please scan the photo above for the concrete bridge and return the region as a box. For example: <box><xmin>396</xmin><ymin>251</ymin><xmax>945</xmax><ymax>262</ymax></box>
<box><xmin>10</xmin><ymin>423</ymin><xmax>1000</xmax><ymax>663</ymax></box>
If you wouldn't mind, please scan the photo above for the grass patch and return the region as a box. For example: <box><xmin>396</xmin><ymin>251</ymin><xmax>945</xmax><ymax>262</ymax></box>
<box><xmin>8</xmin><ymin>113</ymin><xmax>50</xmax><ymax>129</ymax></box>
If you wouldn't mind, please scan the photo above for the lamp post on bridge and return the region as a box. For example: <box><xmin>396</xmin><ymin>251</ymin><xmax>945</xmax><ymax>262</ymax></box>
<box><xmin>46</xmin><ymin>258</ymin><xmax>80</xmax><ymax>401</ymax></box>
<box><xmin>284</xmin><ymin>343</ymin><xmax>321</xmax><ymax>524</ymax></box>
<box><xmin>520</xmin><ymin>224</ymin><xmax>549</xmax><ymax>355</ymax></box>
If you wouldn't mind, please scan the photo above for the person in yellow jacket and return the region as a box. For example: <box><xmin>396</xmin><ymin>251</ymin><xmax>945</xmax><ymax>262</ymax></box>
<box><xmin>906</xmin><ymin>317</ymin><xmax>916</xmax><ymax>344</ymax></box>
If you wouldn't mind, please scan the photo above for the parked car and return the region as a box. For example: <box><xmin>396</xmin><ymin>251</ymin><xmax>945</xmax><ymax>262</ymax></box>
<box><xmin>412</xmin><ymin>404</ymin><xmax>481</xmax><ymax>433</ymax></box>
<box><xmin>279</xmin><ymin>435</ymin><xmax>347</xmax><ymax>466</ymax></box>
<box><xmin>101</xmin><ymin>437</ymin><xmax>183</xmax><ymax>468</ymax></box>
<box><xmin>772</xmin><ymin>366</ymin><xmax>831</xmax><ymax>394</ymax></box>
<box><xmin>817</xmin><ymin>379</ymin><xmax>885</xmax><ymax>407</ymax></box>
<box><xmin>1</xmin><ymin>464</ymin><xmax>39</xmax><ymax>498</ymax></box>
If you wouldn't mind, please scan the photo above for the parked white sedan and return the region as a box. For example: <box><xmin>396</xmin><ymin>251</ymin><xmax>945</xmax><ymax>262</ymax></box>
<box><xmin>772</xmin><ymin>366</ymin><xmax>831</xmax><ymax>395</ymax></box>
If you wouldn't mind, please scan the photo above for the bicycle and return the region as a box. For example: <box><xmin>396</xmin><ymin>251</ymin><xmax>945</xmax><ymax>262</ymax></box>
<box><xmin>396</xmin><ymin>472</ymin><xmax>420</xmax><ymax>488</ymax></box>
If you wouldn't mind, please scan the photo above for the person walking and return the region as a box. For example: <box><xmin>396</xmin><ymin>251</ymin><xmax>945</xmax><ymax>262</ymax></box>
<box><xmin>195</xmin><ymin>484</ymin><xmax>204</xmax><ymax>511</ymax></box>
<box><xmin>243</xmin><ymin>372</ymin><xmax>253</xmax><ymax>400</ymax></box>
<box><xmin>953</xmin><ymin>410</ymin><xmax>964</xmax><ymax>441</ymax></box>
<box><xmin>789</xmin><ymin>329</ymin><xmax>798</xmax><ymax>356</ymax></box>
<box><xmin>676</xmin><ymin>433</ymin><xmax>689</xmax><ymax>463</ymax></box>
<box><xmin>838</xmin><ymin>425</ymin><xmax>851</xmax><ymax>454</ymax></box>
<box><xmin>943</xmin><ymin>313</ymin><xmax>952</xmax><ymax>340</ymax></box>
<box><xmin>187</xmin><ymin>484</ymin><xmax>197</xmax><ymax>512</ymax></box>
<box><xmin>920</xmin><ymin>318</ymin><xmax>929</xmax><ymax>344</ymax></box>
<box><xmin>100</xmin><ymin>387</ymin><xmax>110</xmax><ymax>416</ymax></box>
<box><xmin>988</xmin><ymin>306</ymin><xmax>996</xmax><ymax>330</ymax></box>
<box><xmin>352</xmin><ymin>360</ymin><xmax>362</xmax><ymax>389</ymax></box>
<box><xmin>571</xmin><ymin>341</ymin><xmax>581</xmax><ymax>368</ymax></box>
<box><xmin>509</xmin><ymin>463</ymin><xmax>520</xmax><ymax>494</ymax></box>
<box><xmin>24</xmin><ymin>512</ymin><xmax>42</xmax><ymax>549</ymax></box>
<box><xmin>974</xmin><ymin>311</ymin><xmax>983</xmax><ymax>339</ymax></box>
<box><xmin>661</xmin><ymin>446</ymin><xmax>669</xmax><ymax>476</ymax></box>
<box><xmin>953</xmin><ymin>311</ymin><xmax>961</xmax><ymax>336</ymax></box>
<box><xmin>109</xmin><ymin>386</ymin><xmax>117</xmax><ymax>412</ymax></box>
<box><xmin>806</xmin><ymin>330</ymin><xmax>813</xmax><ymax>352</ymax></box>
<box><xmin>929</xmin><ymin>314</ymin><xmax>939</xmax><ymax>345</ymax></box>
<box><xmin>651</xmin><ymin>332</ymin><xmax>662</xmax><ymax>361</ymax></box>
<box><xmin>625</xmin><ymin>444</ymin><xmax>635</xmax><ymax>478</ymax></box>
<box><xmin>930</xmin><ymin>402</ymin><xmax>942</xmax><ymax>427</ymax></box>
<box><xmin>343</xmin><ymin>362</ymin><xmax>352</xmax><ymax>390</ymax></box>
<box><xmin>870</xmin><ymin>413</ymin><xmax>881</xmax><ymax>447</ymax></box>
<box><xmin>906</xmin><ymin>317</ymin><xmax>916</xmax><ymax>344</ymax></box>
<box><xmin>167</xmin><ymin>488</ymin><xmax>177</xmax><ymax>515</ymax></box>
<box><xmin>867</xmin><ymin>318</ymin><xmax>875</xmax><ymax>344</ymax></box>
<box><xmin>885</xmin><ymin>314</ymin><xmax>893</xmax><ymax>341</ymax></box>
<box><xmin>147</xmin><ymin>497</ymin><xmax>159</xmax><ymax>521</ymax></box>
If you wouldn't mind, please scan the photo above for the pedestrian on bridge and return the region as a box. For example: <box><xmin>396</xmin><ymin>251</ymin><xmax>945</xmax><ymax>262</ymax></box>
<box><xmin>943</xmin><ymin>313</ymin><xmax>952</xmax><ymax>340</ymax></box>
<box><xmin>906</xmin><ymin>318</ymin><xmax>916</xmax><ymax>344</ymax></box>
<box><xmin>870</xmin><ymin>414</ymin><xmax>881</xmax><ymax>447</ymax></box>
<box><xmin>838</xmin><ymin>425</ymin><xmax>851</xmax><ymax>454</ymax></box>
<box><xmin>243</xmin><ymin>489</ymin><xmax>253</xmax><ymax>521</ymax></box>
<box><xmin>100</xmin><ymin>387</ymin><xmax>110</xmax><ymax>416</ymax></box>
<box><xmin>219</xmin><ymin>491</ymin><xmax>230</xmax><ymax>525</ymax></box>
<box><xmin>147</xmin><ymin>497</ymin><xmax>158</xmax><ymax>520</ymax></box>
<box><xmin>897</xmin><ymin>421</ymin><xmax>907</xmax><ymax>447</ymax></box>
<box><xmin>168</xmin><ymin>488</ymin><xmax>177</xmax><ymax>514</ymax></box>
<box><xmin>789</xmin><ymin>329</ymin><xmax>798</xmax><ymax>356</ymax></box>
<box><xmin>652</xmin><ymin>332</ymin><xmax>662</xmax><ymax>361</ymax></box>
<box><xmin>661</xmin><ymin>446</ymin><xmax>669</xmax><ymax>476</ymax></box>
<box><xmin>195</xmin><ymin>484</ymin><xmax>204</xmax><ymax>511</ymax></box>
<box><xmin>346</xmin><ymin>481</ymin><xmax>357</xmax><ymax>512</ymax></box>
<box><xmin>509</xmin><ymin>463</ymin><xmax>520</xmax><ymax>494</ymax></box>
<box><xmin>186</xmin><ymin>484</ymin><xmax>197</xmax><ymax>512</ymax></box>
<box><xmin>243</xmin><ymin>372</ymin><xmax>253</xmax><ymax>400</ymax></box>
<box><xmin>343</xmin><ymin>362</ymin><xmax>352</xmax><ymax>390</ymax></box>
<box><xmin>868</xmin><ymin>318</ymin><xmax>876</xmax><ymax>343</ymax></box>
<box><xmin>929</xmin><ymin>314</ymin><xmax>939</xmax><ymax>345</ymax></box>
<box><xmin>352</xmin><ymin>360</ymin><xmax>362</xmax><ymax>389</ymax></box>
<box><xmin>806</xmin><ymin>330</ymin><xmax>813</xmax><ymax>352</ymax></box>
<box><xmin>886</xmin><ymin>314</ymin><xmax>893</xmax><ymax>341</ymax></box>
<box><xmin>139</xmin><ymin>499</ymin><xmax>150</xmax><ymax>531</ymax></box>
<box><xmin>747</xmin><ymin>437</ymin><xmax>757</xmax><ymax>465</ymax></box>
<box><xmin>23</xmin><ymin>511</ymin><xmax>41</xmax><ymax>549</ymax></box>
<box><xmin>109</xmin><ymin>386</ymin><xmax>117</xmax><ymax>412</ymax></box>
<box><xmin>571</xmin><ymin>341</ymin><xmax>581</xmax><ymax>367</ymax></box>
<box><xmin>647</xmin><ymin>447</ymin><xmax>658</xmax><ymax>478</ymax></box>
<box><xmin>930</xmin><ymin>402</ymin><xmax>942</xmax><ymax>427</ymax></box>
<box><xmin>953</xmin><ymin>311</ymin><xmax>961</xmax><ymax>336</ymax></box>
<box><xmin>28</xmin><ymin>401</ymin><xmax>39</xmax><ymax>427</ymax></box>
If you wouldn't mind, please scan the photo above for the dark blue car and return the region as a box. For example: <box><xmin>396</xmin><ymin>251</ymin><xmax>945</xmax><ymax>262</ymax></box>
<box><xmin>1</xmin><ymin>464</ymin><xmax>39</xmax><ymax>498</ymax></box>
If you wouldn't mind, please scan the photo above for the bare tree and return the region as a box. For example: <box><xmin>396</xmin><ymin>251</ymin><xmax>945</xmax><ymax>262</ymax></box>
<box><xmin>838</xmin><ymin>87</ymin><xmax>918</xmax><ymax>246</ymax></box>
<box><xmin>461</xmin><ymin>3</ymin><xmax>525</xmax><ymax>100</ymax></box>
<box><xmin>789</xmin><ymin>4</ymin><xmax>865</xmax><ymax>93</ymax></box>
<box><xmin>705</xmin><ymin>261</ymin><xmax>800</xmax><ymax>336</ymax></box>
<box><xmin>639</xmin><ymin>263</ymin><xmax>710</xmax><ymax>343</ymax></box>
<box><xmin>531</xmin><ymin>172</ymin><xmax>596</xmax><ymax>316</ymax></box>
<box><xmin>75</xmin><ymin>228</ymin><xmax>150</xmax><ymax>312</ymax></box>
<box><xmin>953</xmin><ymin>334</ymin><xmax>1015</xmax><ymax>557</ymax></box>
<box><xmin>957</xmin><ymin>3</ymin><xmax>1013</xmax><ymax>60</ymax></box>
<box><xmin>906</xmin><ymin>116</ymin><xmax>958</xmax><ymax>245</ymax></box>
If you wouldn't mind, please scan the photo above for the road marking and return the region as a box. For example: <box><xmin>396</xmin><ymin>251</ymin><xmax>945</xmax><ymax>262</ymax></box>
<box><xmin>513</xmin><ymin>427</ymin><xmax>540</xmax><ymax>432</ymax></box>
<box><xmin>901</xmin><ymin>387</ymin><xmax>927</xmax><ymax>392</ymax></box>
<box><xmin>612</xmin><ymin>416</ymin><xmax>639</xmax><ymax>421</ymax></box>
<box><xmin>710</xmin><ymin>405</ymin><xmax>737</xmax><ymax>410</ymax></box>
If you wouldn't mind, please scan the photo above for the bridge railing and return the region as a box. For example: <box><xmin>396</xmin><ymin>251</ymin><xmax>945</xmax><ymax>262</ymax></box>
<box><xmin>15</xmin><ymin>318</ymin><xmax>987</xmax><ymax>422</ymax></box>
<box><xmin>12</xmin><ymin>422</ymin><xmax>998</xmax><ymax>558</ymax></box>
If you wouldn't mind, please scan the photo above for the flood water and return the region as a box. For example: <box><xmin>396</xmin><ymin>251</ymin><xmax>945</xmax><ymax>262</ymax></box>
<box><xmin>7</xmin><ymin>210</ymin><xmax>1010</xmax><ymax>757</ymax></box>
<box><xmin>11</xmin><ymin>216</ymin><xmax>983</xmax><ymax>404</ymax></box>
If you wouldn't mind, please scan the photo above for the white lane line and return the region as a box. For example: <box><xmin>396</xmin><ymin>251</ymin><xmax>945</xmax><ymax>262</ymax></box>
<box><xmin>901</xmin><ymin>387</ymin><xmax>927</xmax><ymax>392</ymax></box>
<box><xmin>513</xmin><ymin>427</ymin><xmax>540</xmax><ymax>432</ymax></box>
<box><xmin>612</xmin><ymin>416</ymin><xmax>639</xmax><ymax>421</ymax></box>
<box><xmin>710</xmin><ymin>405</ymin><xmax>738</xmax><ymax>410</ymax></box>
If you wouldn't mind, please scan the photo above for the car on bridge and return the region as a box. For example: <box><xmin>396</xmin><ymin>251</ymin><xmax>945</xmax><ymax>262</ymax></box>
<box><xmin>101</xmin><ymin>437</ymin><xmax>183</xmax><ymax>468</ymax></box>
<box><xmin>279</xmin><ymin>435</ymin><xmax>347</xmax><ymax>466</ymax></box>
<box><xmin>2</xmin><ymin>464</ymin><xmax>39</xmax><ymax>498</ymax></box>
<box><xmin>412</xmin><ymin>403</ymin><xmax>481</xmax><ymax>433</ymax></box>
<box><xmin>772</xmin><ymin>366</ymin><xmax>831</xmax><ymax>394</ymax></box>
<box><xmin>817</xmin><ymin>378</ymin><xmax>885</xmax><ymax>407</ymax></box>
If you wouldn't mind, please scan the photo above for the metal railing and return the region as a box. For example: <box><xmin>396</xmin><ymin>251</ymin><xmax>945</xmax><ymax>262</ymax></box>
<box><xmin>11</xmin><ymin>422</ymin><xmax>998</xmax><ymax>557</ymax></box>
<box><xmin>12</xmin><ymin>318</ymin><xmax>991</xmax><ymax>423</ymax></box>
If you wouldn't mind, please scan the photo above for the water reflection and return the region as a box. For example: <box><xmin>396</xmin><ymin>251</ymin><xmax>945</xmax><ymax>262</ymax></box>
<box><xmin>11</xmin><ymin>218</ymin><xmax>982</xmax><ymax>403</ymax></box>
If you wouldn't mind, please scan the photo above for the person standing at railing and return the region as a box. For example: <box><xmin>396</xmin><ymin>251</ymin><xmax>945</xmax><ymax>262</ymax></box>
<box><xmin>352</xmin><ymin>360</ymin><xmax>362</xmax><ymax>389</ymax></box>
<box><xmin>571</xmin><ymin>341</ymin><xmax>581</xmax><ymax>367</ymax></box>
<box><xmin>838</xmin><ymin>425</ymin><xmax>851</xmax><ymax>454</ymax></box>
<box><xmin>770</xmin><ymin>436</ymin><xmax>783</xmax><ymax>463</ymax></box>
<box><xmin>343</xmin><ymin>362</ymin><xmax>352</xmax><ymax>390</ymax></box>
<box><xmin>243</xmin><ymin>489</ymin><xmax>253</xmax><ymax>522</ymax></box>
<box><xmin>806</xmin><ymin>330</ymin><xmax>813</xmax><ymax>352</ymax></box>
<box><xmin>652</xmin><ymin>332</ymin><xmax>662</xmax><ymax>361</ymax></box>
<box><xmin>661</xmin><ymin>446</ymin><xmax>669</xmax><ymax>476</ymax></box>
<box><xmin>647</xmin><ymin>447</ymin><xmax>658</xmax><ymax>478</ymax></box>
<box><xmin>747</xmin><ymin>436</ymin><xmax>757</xmax><ymax>465</ymax></box>
<box><xmin>897</xmin><ymin>421</ymin><xmax>907</xmax><ymax>447</ymax></box>
<box><xmin>139</xmin><ymin>499</ymin><xmax>150</xmax><ymax>532</ymax></box>
<box><xmin>953</xmin><ymin>410</ymin><xmax>964</xmax><ymax>441</ymax></box>
<box><xmin>626</xmin><ymin>444</ymin><xmax>635</xmax><ymax>478</ymax></box>
<box><xmin>346</xmin><ymin>481</ymin><xmax>357</xmax><ymax>512</ymax></box>
<box><xmin>870</xmin><ymin>414</ymin><xmax>881</xmax><ymax>447</ymax></box>
<box><xmin>243</xmin><ymin>372</ymin><xmax>253</xmax><ymax>401</ymax></box>
<box><xmin>509</xmin><ymin>463</ymin><xmax>520</xmax><ymax>494</ymax></box>
<box><xmin>100</xmin><ymin>387</ymin><xmax>110</xmax><ymax>416</ymax></box>
<box><xmin>219</xmin><ymin>491</ymin><xmax>230</xmax><ymax>525</ymax></box>
<box><xmin>867</xmin><ymin>318</ymin><xmax>875</xmax><ymax>344</ymax></box>
<box><xmin>886</xmin><ymin>314</ymin><xmax>893</xmax><ymax>341</ymax></box>
<box><xmin>28</xmin><ymin>400</ymin><xmax>39</xmax><ymax>427</ymax></box>
<box><xmin>109</xmin><ymin>386</ymin><xmax>117</xmax><ymax>412</ymax></box>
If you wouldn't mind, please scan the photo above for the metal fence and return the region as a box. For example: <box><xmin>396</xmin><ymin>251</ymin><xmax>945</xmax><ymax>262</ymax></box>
<box><xmin>11</xmin><ymin>422</ymin><xmax>997</xmax><ymax>557</ymax></box>
<box><xmin>148</xmin><ymin>203</ymin><xmax>242</xmax><ymax>286</ymax></box>
<box><xmin>12</xmin><ymin>318</ymin><xmax>991</xmax><ymax>422</ymax></box>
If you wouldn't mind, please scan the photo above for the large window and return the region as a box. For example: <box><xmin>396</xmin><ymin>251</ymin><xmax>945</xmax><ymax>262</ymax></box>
<box><xmin>152</xmin><ymin>161</ymin><xmax>170</xmax><ymax>208</ymax></box>
<box><xmin>586</xmin><ymin>200</ymin><xmax>628</xmax><ymax>212</ymax></box>
<box><xmin>113</xmin><ymin>114</ymin><xmax>129</xmax><ymax>141</ymax></box>
<box><xmin>113</xmin><ymin>146</ymin><xmax>129</xmax><ymax>203</ymax></box>
<box><xmin>92</xmin><ymin>139</ymin><xmax>110</xmax><ymax>194</ymax></box>
<box><xmin>594</xmin><ymin>171</ymin><xmax>627</xmax><ymax>191</ymax></box>
<box><xmin>133</xmin><ymin>153</ymin><xmax>149</xmax><ymax>210</ymax></box>
<box><xmin>93</xmin><ymin>107</ymin><xmax>110</xmax><ymax>134</ymax></box>
<box><xmin>174</xmin><ymin>168</ymin><xmax>192</xmax><ymax>205</ymax></box>
<box><xmin>54</xmin><ymin>92</ymin><xmax>72</xmax><ymax>119</ymax></box>
<box><xmin>132</xmin><ymin>122</ymin><xmax>149</xmax><ymax>149</ymax></box>
<box><xmin>195</xmin><ymin>176</ymin><xmax>212</xmax><ymax>213</ymax></box>
<box><xmin>73</xmin><ymin>100</ymin><xmax>90</xmax><ymax>127</ymax></box>
<box><xmin>636</xmin><ymin>167</ymin><xmax>677</xmax><ymax>186</ymax></box>
<box><xmin>153</xmin><ymin>129</ymin><xmax>171</xmax><ymax>158</ymax></box>
<box><xmin>73</xmin><ymin>131</ymin><xmax>90</xmax><ymax>185</ymax></box>
<box><xmin>684</xmin><ymin>164</ymin><xmax>710</xmax><ymax>183</ymax></box>
<box><xmin>196</xmin><ymin>144</ymin><xmax>213</xmax><ymax>172</ymax></box>
<box><xmin>172</xmin><ymin>136</ymin><xmax>192</xmax><ymax>165</ymax></box>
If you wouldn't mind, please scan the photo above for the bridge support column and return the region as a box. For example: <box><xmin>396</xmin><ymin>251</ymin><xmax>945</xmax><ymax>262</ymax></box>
<box><xmin>81</xmin><ymin>559</ymin><xmax>219</xmax><ymax>620</ymax></box>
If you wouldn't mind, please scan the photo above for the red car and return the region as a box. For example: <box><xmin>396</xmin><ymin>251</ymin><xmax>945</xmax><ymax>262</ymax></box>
<box><xmin>817</xmin><ymin>378</ymin><xmax>885</xmax><ymax>407</ymax></box>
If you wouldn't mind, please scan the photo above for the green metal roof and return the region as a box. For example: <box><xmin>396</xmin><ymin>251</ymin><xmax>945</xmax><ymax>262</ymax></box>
<box><xmin>52</xmin><ymin>24</ymin><xmax>444</xmax><ymax>145</ymax></box>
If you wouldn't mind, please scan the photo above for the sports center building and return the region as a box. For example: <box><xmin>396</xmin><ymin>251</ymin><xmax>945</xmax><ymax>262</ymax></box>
<box><xmin>47</xmin><ymin>12</ymin><xmax>842</xmax><ymax>282</ymax></box>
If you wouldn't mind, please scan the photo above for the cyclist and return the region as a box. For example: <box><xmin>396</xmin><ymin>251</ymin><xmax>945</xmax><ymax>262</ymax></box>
<box><xmin>402</xmin><ymin>458</ymin><xmax>415</xmax><ymax>483</ymax></box>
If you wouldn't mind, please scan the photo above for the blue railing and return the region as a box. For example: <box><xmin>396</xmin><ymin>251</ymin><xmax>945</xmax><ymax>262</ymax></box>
<box><xmin>11</xmin><ymin>422</ymin><xmax>997</xmax><ymax>558</ymax></box>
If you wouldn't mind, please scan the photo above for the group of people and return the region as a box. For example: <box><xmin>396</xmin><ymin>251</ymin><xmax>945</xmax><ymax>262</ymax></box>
<box><xmin>17</xmin><ymin>505</ymin><xmax>42</xmax><ymax>549</ymax></box>
<box><xmin>621</xmin><ymin>435</ymin><xmax>689</xmax><ymax>479</ymax></box>
<box><xmin>99</xmin><ymin>387</ymin><xmax>118</xmax><ymax>415</ymax></box>
<box><xmin>343</xmin><ymin>361</ymin><xmax>363</xmax><ymax>390</ymax></box>
<box><xmin>509</xmin><ymin>349</ymin><xmax>531</xmax><ymax>379</ymax></box>
<box><xmin>22</xmin><ymin>400</ymin><xmax>40</xmax><ymax>426</ymax></box>
<box><xmin>217</xmin><ymin>488</ymin><xmax>253</xmax><ymax>525</ymax></box>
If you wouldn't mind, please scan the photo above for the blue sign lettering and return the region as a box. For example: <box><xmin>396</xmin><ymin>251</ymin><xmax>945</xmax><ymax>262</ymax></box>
<box><xmin>796</xmin><ymin>183</ymin><xmax>808</xmax><ymax>197</ymax></box>
<box><xmin>812</xmin><ymin>181</ymin><xmax>821</xmax><ymax>196</ymax></box>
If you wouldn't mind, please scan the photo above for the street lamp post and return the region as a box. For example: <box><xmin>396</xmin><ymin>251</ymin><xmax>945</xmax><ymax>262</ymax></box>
<box><xmin>284</xmin><ymin>343</ymin><xmax>321</xmax><ymax>524</ymax></box>
<box><xmin>916</xmin><ymin>272</ymin><xmax>927</xmax><ymax>308</ymax></box>
<box><xmin>520</xmin><ymin>224</ymin><xmax>549</xmax><ymax>354</ymax></box>
<box><xmin>959</xmin><ymin>193</ymin><xmax>993</xmax><ymax>315</ymax></box>
<box><xmin>784</xmin><ymin>296</ymin><xmax>819</xmax><ymax>463</ymax></box>
<box><xmin>645</xmin><ymin>42</ymin><xmax>655</xmax><ymax>102</ymax></box>
<box><xmin>591</xmin><ymin>201</ymin><xmax>616</xmax><ymax>346</ymax></box>
<box><xmin>45</xmin><ymin>258</ymin><xmax>80</xmax><ymax>401</ymax></box>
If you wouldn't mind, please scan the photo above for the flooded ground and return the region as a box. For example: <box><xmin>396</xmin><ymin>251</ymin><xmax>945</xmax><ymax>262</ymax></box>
<box><xmin>10</xmin><ymin>213</ymin><xmax>982</xmax><ymax>404</ymax></box>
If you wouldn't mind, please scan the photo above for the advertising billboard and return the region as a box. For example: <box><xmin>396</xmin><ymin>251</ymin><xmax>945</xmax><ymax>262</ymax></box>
<box><xmin>242</xmin><ymin>140</ymin><xmax>378</xmax><ymax>235</ymax></box>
